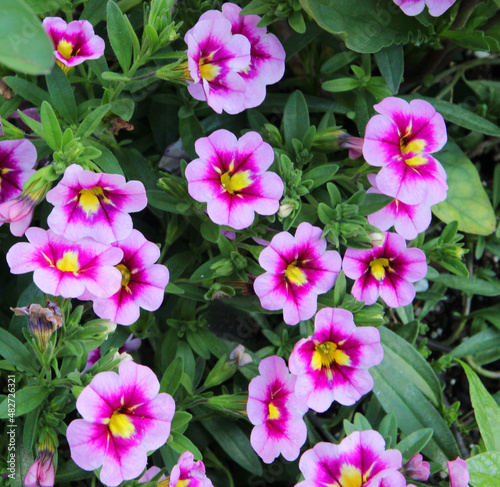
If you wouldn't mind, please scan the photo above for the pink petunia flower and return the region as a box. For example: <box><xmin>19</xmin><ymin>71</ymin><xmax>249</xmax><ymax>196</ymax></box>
<box><xmin>247</xmin><ymin>356</ymin><xmax>308</xmax><ymax>464</ymax></box>
<box><xmin>289</xmin><ymin>307</ymin><xmax>383</xmax><ymax>412</ymax></box>
<box><xmin>198</xmin><ymin>3</ymin><xmax>286</xmax><ymax>109</ymax></box>
<box><xmin>296</xmin><ymin>430</ymin><xmax>406</xmax><ymax>487</ymax></box>
<box><xmin>0</xmin><ymin>139</ymin><xmax>37</xmax><ymax>204</ymax></box>
<box><xmin>6</xmin><ymin>227</ymin><xmax>123</xmax><ymax>299</ymax></box>
<box><xmin>42</xmin><ymin>17</ymin><xmax>105</xmax><ymax>72</ymax></box>
<box><xmin>343</xmin><ymin>231</ymin><xmax>427</xmax><ymax>308</ymax></box>
<box><xmin>403</xmin><ymin>453</ymin><xmax>431</xmax><ymax>482</ymax></box>
<box><xmin>363</xmin><ymin>97</ymin><xmax>448</xmax><ymax>206</ymax></box>
<box><xmin>394</xmin><ymin>0</ymin><xmax>456</xmax><ymax>17</ymax></box>
<box><xmin>185</xmin><ymin>130</ymin><xmax>283</xmax><ymax>230</ymax></box>
<box><xmin>24</xmin><ymin>437</ymin><xmax>56</xmax><ymax>487</ymax></box>
<box><xmin>185</xmin><ymin>14</ymin><xmax>251</xmax><ymax>114</ymax></box>
<box><xmin>87</xmin><ymin>229</ymin><xmax>169</xmax><ymax>326</ymax></box>
<box><xmin>46</xmin><ymin>164</ymin><xmax>147</xmax><ymax>245</ymax></box>
<box><xmin>448</xmin><ymin>457</ymin><xmax>470</xmax><ymax>487</ymax></box>
<box><xmin>366</xmin><ymin>174</ymin><xmax>432</xmax><ymax>240</ymax></box>
<box><xmin>169</xmin><ymin>451</ymin><xmax>213</xmax><ymax>487</ymax></box>
<box><xmin>254</xmin><ymin>222</ymin><xmax>341</xmax><ymax>325</ymax></box>
<box><xmin>66</xmin><ymin>361</ymin><xmax>175</xmax><ymax>487</ymax></box>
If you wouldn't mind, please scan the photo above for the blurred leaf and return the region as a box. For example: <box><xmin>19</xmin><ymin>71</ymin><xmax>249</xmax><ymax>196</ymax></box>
<box><xmin>45</xmin><ymin>64</ymin><xmax>77</xmax><ymax>123</ymax></box>
<box><xmin>107</xmin><ymin>0</ymin><xmax>133</xmax><ymax>72</ymax></box>
<box><xmin>4</xmin><ymin>77</ymin><xmax>49</xmax><ymax>107</ymax></box>
<box><xmin>461</xmin><ymin>362</ymin><xmax>500</xmax><ymax>452</ymax></box>
<box><xmin>441</xmin><ymin>30</ymin><xmax>499</xmax><ymax>51</ymax></box>
<box><xmin>432</xmin><ymin>142</ymin><xmax>496</xmax><ymax>236</ymax></box>
<box><xmin>203</xmin><ymin>418</ymin><xmax>263</xmax><ymax>475</ymax></box>
<box><xmin>321</xmin><ymin>51</ymin><xmax>359</xmax><ymax>75</ymax></box>
<box><xmin>299</xmin><ymin>0</ymin><xmax>429</xmax><ymax>53</ymax></box>
<box><xmin>0</xmin><ymin>0</ymin><xmax>54</xmax><ymax>74</ymax></box>
<box><xmin>374</xmin><ymin>44</ymin><xmax>404</xmax><ymax>94</ymax></box>
<box><xmin>467</xmin><ymin>452</ymin><xmax>500</xmax><ymax>487</ymax></box>
<box><xmin>283</xmin><ymin>90</ymin><xmax>310</xmax><ymax>152</ymax></box>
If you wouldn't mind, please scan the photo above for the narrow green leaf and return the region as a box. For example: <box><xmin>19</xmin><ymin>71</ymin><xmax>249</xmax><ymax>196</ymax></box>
<box><xmin>374</xmin><ymin>44</ymin><xmax>404</xmax><ymax>94</ymax></box>
<box><xmin>76</xmin><ymin>104</ymin><xmax>111</xmax><ymax>140</ymax></box>
<box><xmin>4</xmin><ymin>76</ymin><xmax>50</xmax><ymax>106</ymax></box>
<box><xmin>17</xmin><ymin>109</ymin><xmax>44</xmax><ymax>137</ymax></box>
<box><xmin>303</xmin><ymin>164</ymin><xmax>339</xmax><ymax>189</ymax></box>
<box><xmin>168</xmin><ymin>432</ymin><xmax>202</xmax><ymax>460</ymax></box>
<box><xmin>432</xmin><ymin>142</ymin><xmax>496</xmax><ymax>236</ymax></box>
<box><xmin>45</xmin><ymin>64</ymin><xmax>77</xmax><ymax>123</ymax></box>
<box><xmin>41</xmin><ymin>101</ymin><xmax>62</xmax><ymax>151</ymax></box>
<box><xmin>107</xmin><ymin>0</ymin><xmax>133</xmax><ymax>72</ymax></box>
<box><xmin>467</xmin><ymin>452</ymin><xmax>500</xmax><ymax>487</ymax></box>
<box><xmin>0</xmin><ymin>0</ymin><xmax>54</xmax><ymax>74</ymax></box>
<box><xmin>0</xmin><ymin>386</ymin><xmax>48</xmax><ymax>418</ymax></box>
<box><xmin>283</xmin><ymin>90</ymin><xmax>310</xmax><ymax>152</ymax></box>
<box><xmin>0</xmin><ymin>329</ymin><xmax>37</xmax><ymax>374</ymax></box>
<box><xmin>322</xmin><ymin>77</ymin><xmax>361</xmax><ymax>93</ymax></box>
<box><xmin>395</xmin><ymin>428</ymin><xmax>433</xmax><ymax>462</ymax></box>
<box><xmin>461</xmin><ymin>361</ymin><xmax>500</xmax><ymax>452</ymax></box>
<box><xmin>186</xmin><ymin>331</ymin><xmax>211</xmax><ymax>360</ymax></box>
<box><xmin>179</xmin><ymin>113</ymin><xmax>204</xmax><ymax>160</ymax></box>
<box><xmin>160</xmin><ymin>356</ymin><xmax>183</xmax><ymax>396</ymax></box>
<box><xmin>427</xmin><ymin>274</ymin><xmax>500</xmax><ymax>297</ymax></box>
<box><xmin>450</xmin><ymin>328</ymin><xmax>500</xmax><ymax>359</ymax></box>
<box><xmin>203</xmin><ymin>418</ymin><xmax>263</xmax><ymax>475</ymax></box>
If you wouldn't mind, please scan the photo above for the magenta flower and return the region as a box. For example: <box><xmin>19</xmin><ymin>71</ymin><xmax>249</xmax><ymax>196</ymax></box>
<box><xmin>185</xmin><ymin>130</ymin><xmax>283</xmax><ymax>230</ymax></box>
<box><xmin>42</xmin><ymin>17</ymin><xmax>105</xmax><ymax>72</ymax></box>
<box><xmin>170</xmin><ymin>451</ymin><xmax>213</xmax><ymax>487</ymax></box>
<box><xmin>366</xmin><ymin>174</ymin><xmax>432</xmax><ymax>240</ymax></box>
<box><xmin>394</xmin><ymin>0</ymin><xmax>456</xmax><ymax>16</ymax></box>
<box><xmin>199</xmin><ymin>3</ymin><xmax>286</xmax><ymax>109</ymax></box>
<box><xmin>24</xmin><ymin>439</ymin><xmax>55</xmax><ymax>487</ymax></box>
<box><xmin>66</xmin><ymin>361</ymin><xmax>175</xmax><ymax>487</ymax></box>
<box><xmin>403</xmin><ymin>453</ymin><xmax>430</xmax><ymax>482</ymax></box>
<box><xmin>46</xmin><ymin>164</ymin><xmax>147</xmax><ymax>245</ymax></box>
<box><xmin>185</xmin><ymin>13</ymin><xmax>251</xmax><ymax>114</ymax></box>
<box><xmin>0</xmin><ymin>139</ymin><xmax>37</xmax><ymax>204</ymax></box>
<box><xmin>296</xmin><ymin>430</ymin><xmax>406</xmax><ymax>487</ymax></box>
<box><xmin>448</xmin><ymin>457</ymin><xmax>470</xmax><ymax>487</ymax></box>
<box><xmin>6</xmin><ymin>227</ymin><xmax>123</xmax><ymax>299</ymax></box>
<box><xmin>289</xmin><ymin>307</ymin><xmax>383</xmax><ymax>412</ymax></box>
<box><xmin>0</xmin><ymin>193</ymin><xmax>36</xmax><ymax>237</ymax></box>
<box><xmin>254</xmin><ymin>222</ymin><xmax>341</xmax><ymax>325</ymax></box>
<box><xmin>88</xmin><ymin>229</ymin><xmax>169</xmax><ymax>326</ymax></box>
<box><xmin>363</xmin><ymin>97</ymin><xmax>448</xmax><ymax>205</ymax></box>
<box><xmin>247</xmin><ymin>356</ymin><xmax>308</xmax><ymax>464</ymax></box>
<box><xmin>343</xmin><ymin>231</ymin><xmax>427</xmax><ymax>308</ymax></box>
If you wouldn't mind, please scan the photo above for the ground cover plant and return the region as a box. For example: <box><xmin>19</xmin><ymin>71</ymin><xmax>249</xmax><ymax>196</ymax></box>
<box><xmin>0</xmin><ymin>0</ymin><xmax>499</xmax><ymax>486</ymax></box>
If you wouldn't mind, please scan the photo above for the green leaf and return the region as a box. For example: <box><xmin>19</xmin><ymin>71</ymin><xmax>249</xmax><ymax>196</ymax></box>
<box><xmin>179</xmin><ymin>112</ymin><xmax>204</xmax><ymax>160</ymax></box>
<box><xmin>107</xmin><ymin>1</ymin><xmax>133</xmax><ymax>72</ymax></box>
<box><xmin>441</xmin><ymin>30</ymin><xmax>499</xmax><ymax>52</ymax></box>
<box><xmin>374</xmin><ymin>44</ymin><xmax>404</xmax><ymax>94</ymax></box>
<box><xmin>200</xmin><ymin>220</ymin><xmax>221</xmax><ymax>243</ymax></box>
<box><xmin>283</xmin><ymin>90</ymin><xmax>310</xmax><ymax>152</ymax></box>
<box><xmin>0</xmin><ymin>386</ymin><xmax>48</xmax><ymax>418</ymax></box>
<box><xmin>171</xmin><ymin>411</ymin><xmax>192</xmax><ymax>433</ymax></box>
<box><xmin>467</xmin><ymin>452</ymin><xmax>500</xmax><ymax>487</ymax></box>
<box><xmin>110</xmin><ymin>98</ymin><xmax>134</xmax><ymax>121</ymax></box>
<box><xmin>4</xmin><ymin>77</ymin><xmax>50</xmax><ymax>106</ymax></box>
<box><xmin>41</xmin><ymin>101</ymin><xmax>62</xmax><ymax>151</ymax></box>
<box><xmin>395</xmin><ymin>428</ymin><xmax>433</xmax><ymax>462</ymax></box>
<box><xmin>186</xmin><ymin>330</ymin><xmax>211</xmax><ymax>360</ymax></box>
<box><xmin>0</xmin><ymin>329</ymin><xmax>37</xmax><ymax>374</ymax></box>
<box><xmin>427</xmin><ymin>274</ymin><xmax>500</xmax><ymax>297</ymax></box>
<box><xmin>450</xmin><ymin>328</ymin><xmax>500</xmax><ymax>359</ymax></box>
<box><xmin>401</xmin><ymin>95</ymin><xmax>500</xmax><ymax>137</ymax></box>
<box><xmin>160</xmin><ymin>356</ymin><xmax>183</xmax><ymax>396</ymax></box>
<box><xmin>322</xmin><ymin>77</ymin><xmax>361</xmax><ymax>93</ymax></box>
<box><xmin>461</xmin><ymin>362</ymin><xmax>500</xmax><ymax>452</ymax></box>
<box><xmin>372</xmin><ymin>359</ymin><xmax>459</xmax><ymax>466</ymax></box>
<box><xmin>76</xmin><ymin>104</ymin><xmax>111</xmax><ymax>140</ymax></box>
<box><xmin>0</xmin><ymin>0</ymin><xmax>54</xmax><ymax>74</ymax></box>
<box><xmin>45</xmin><ymin>64</ymin><xmax>77</xmax><ymax>123</ymax></box>
<box><xmin>380</xmin><ymin>327</ymin><xmax>443</xmax><ymax>408</ymax></box>
<box><xmin>302</xmin><ymin>164</ymin><xmax>339</xmax><ymax>189</ymax></box>
<box><xmin>432</xmin><ymin>142</ymin><xmax>496</xmax><ymax>236</ymax></box>
<box><xmin>299</xmin><ymin>0</ymin><xmax>429</xmax><ymax>53</ymax></box>
<box><xmin>321</xmin><ymin>51</ymin><xmax>359</xmax><ymax>75</ymax></box>
<box><xmin>168</xmin><ymin>432</ymin><xmax>202</xmax><ymax>459</ymax></box>
<box><xmin>203</xmin><ymin>418</ymin><xmax>263</xmax><ymax>475</ymax></box>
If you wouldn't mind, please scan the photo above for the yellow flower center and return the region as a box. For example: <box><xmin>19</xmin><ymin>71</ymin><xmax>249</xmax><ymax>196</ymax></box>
<box><xmin>56</xmin><ymin>251</ymin><xmax>80</xmax><ymax>274</ymax></box>
<box><xmin>311</xmin><ymin>341</ymin><xmax>351</xmax><ymax>371</ymax></box>
<box><xmin>116</xmin><ymin>264</ymin><xmax>131</xmax><ymax>288</ymax></box>
<box><xmin>284</xmin><ymin>261</ymin><xmax>307</xmax><ymax>286</ymax></box>
<box><xmin>220</xmin><ymin>162</ymin><xmax>252</xmax><ymax>195</ymax></box>
<box><xmin>400</xmin><ymin>137</ymin><xmax>426</xmax><ymax>155</ymax></box>
<box><xmin>175</xmin><ymin>480</ymin><xmax>190</xmax><ymax>487</ymax></box>
<box><xmin>79</xmin><ymin>187</ymin><xmax>105</xmax><ymax>216</ymax></box>
<box><xmin>198</xmin><ymin>53</ymin><xmax>220</xmax><ymax>82</ymax></box>
<box><xmin>268</xmin><ymin>402</ymin><xmax>280</xmax><ymax>420</ymax></box>
<box><xmin>107</xmin><ymin>410</ymin><xmax>135</xmax><ymax>439</ymax></box>
<box><xmin>57</xmin><ymin>39</ymin><xmax>74</xmax><ymax>60</ymax></box>
<box><xmin>405</xmin><ymin>154</ymin><xmax>427</xmax><ymax>167</ymax></box>
<box><xmin>338</xmin><ymin>464</ymin><xmax>364</xmax><ymax>487</ymax></box>
<box><xmin>369</xmin><ymin>257</ymin><xmax>391</xmax><ymax>281</ymax></box>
